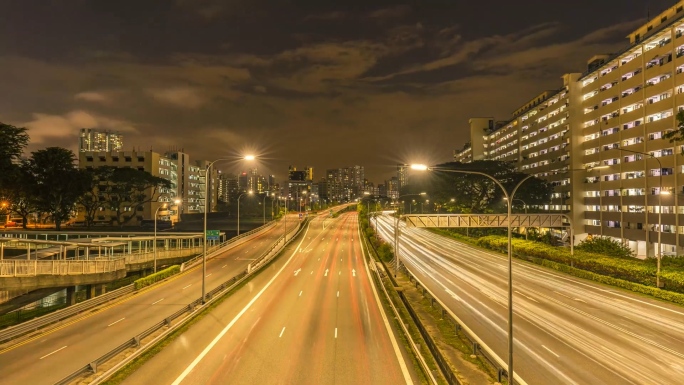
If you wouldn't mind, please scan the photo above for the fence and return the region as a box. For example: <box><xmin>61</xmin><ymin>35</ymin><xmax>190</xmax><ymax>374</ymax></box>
<box><xmin>55</xmin><ymin>219</ymin><xmax>306</xmax><ymax>385</ymax></box>
<box><xmin>0</xmin><ymin>259</ymin><xmax>126</xmax><ymax>277</ymax></box>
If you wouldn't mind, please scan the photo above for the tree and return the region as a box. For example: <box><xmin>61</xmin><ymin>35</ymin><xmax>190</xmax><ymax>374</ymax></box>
<box><xmin>0</xmin><ymin>123</ymin><xmax>29</xmax><ymax>184</ymax></box>
<box><xmin>0</xmin><ymin>123</ymin><xmax>31</xmax><ymax>218</ymax></box>
<box><xmin>6</xmin><ymin>165</ymin><xmax>39</xmax><ymax>229</ymax></box>
<box><xmin>404</xmin><ymin>161</ymin><xmax>553</xmax><ymax>214</ymax></box>
<box><xmin>576</xmin><ymin>236</ymin><xmax>634</xmax><ymax>258</ymax></box>
<box><xmin>76</xmin><ymin>167</ymin><xmax>114</xmax><ymax>228</ymax></box>
<box><xmin>663</xmin><ymin>110</ymin><xmax>684</xmax><ymax>145</ymax></box>
<box><xmin>99</xmin><ymin>168</ymin><xmax>171</xmax><ymax>226</ymax></box>
<box><xmin>26</xmin><ymin>147</ymin><xmax>89</xmax><ymax>230</ymax></box>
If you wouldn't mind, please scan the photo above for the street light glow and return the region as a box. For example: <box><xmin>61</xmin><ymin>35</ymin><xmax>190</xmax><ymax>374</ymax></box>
<box><xmin>244</xmin><ymin>155</ymin><xmax>256</xmax><ymax>161</ymax></box>
<box><xmin>410</xmin><ymin>164</ymin><xmax>429</xmax><ymax>171</ymax></box>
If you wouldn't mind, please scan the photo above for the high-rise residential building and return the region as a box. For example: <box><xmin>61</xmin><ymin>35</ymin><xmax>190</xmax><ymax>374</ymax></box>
<box><xmin>218</xmin><ymin>172</ymin><xmax>239</xmax><ymax>203</ymax></box>
<box><xmin>77</xmin><ymin>149</ymin><xmax>218</xmax><ymax>224</ymax></box>
<box><xmin>325</xmin><ymin>165</ymin><xmax>366</xmax><ymax>202</ymax></box>
<box><xmin>387</xmin><ymin>176</ymin><xmax>400</xmax><ymax>199</ymax></box>
<box><xmin>452</xmin><ymin>0</ymin><xmax>684</xmax><ymax>257</ymax></box>
<box><xmin>79</xmin><ymin>128</ymin><xmax>123</xmax><ymax>152</ymax></box>
<box><xmin>397</xmin><ymin>164</ymin><xmax>408</xmax><ymax>191</ymax></box>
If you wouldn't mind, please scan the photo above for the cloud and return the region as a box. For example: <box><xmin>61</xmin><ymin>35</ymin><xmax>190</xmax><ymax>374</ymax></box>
<box><xmin>74</xmin><ymin>92</ymin><xmax>109</xmax><ymax>103</ymax></box>
<box><xmin>146</xmin><ymin>87</ymin><xmax>207</xmax><ymax>108</ymax></box>
<box><xmin>304</xmin><ymin>11</ymin><xmax>347</xmax><ymax>21</ymax></box>
<box><xmin>22</xmin><ymin>110</ymin><xmax>138</xmax><ymax>152</ymax></box>
<box><xmin>368</xmin><ymin>5</ymin><xmax>412</xmax><ymax>19</ymax></box>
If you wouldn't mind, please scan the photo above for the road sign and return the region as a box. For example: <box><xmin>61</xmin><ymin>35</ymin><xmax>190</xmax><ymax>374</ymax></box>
<box><xmin>206</xmin><ymin>230</ymin><xmax>220</xmax><ymax>240</ymax></box>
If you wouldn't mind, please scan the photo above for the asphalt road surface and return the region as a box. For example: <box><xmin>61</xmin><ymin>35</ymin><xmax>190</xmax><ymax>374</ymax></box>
<box><xmin>124</xmin><ymin>211</ymin><xmax>413</xmax><ymax>385</ymax></box>
<box><xmin>0</xmin><ymin>217</ymin><xmax>299</xmax><ymax>385</ymax></box>
<box><xmin>375</xmin><ymin>214</ymin><xmax>684</xmax><ymax>385</ymax></box>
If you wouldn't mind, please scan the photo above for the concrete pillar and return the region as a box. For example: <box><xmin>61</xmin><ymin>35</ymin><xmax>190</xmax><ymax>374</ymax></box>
<box><xmin>27</xmin><ymin>243</ymin><xmax>31</xmax><ymax>260</ymax></box>
<box><xmin>100</xmin><ymin>284</ymin><xmax>107</xmax><ymax>295</ymax></box>
<box><xmin>66</xmin><ymin>286</ymin><xmax>76</xmax><ymax>305</ymax></box>
<box><xmin>1</xmin><ymin>242</ymin><xmax>3</xmax><ymax>260</ymax></box>
<box><xmin>86</xmin><ymin>284</ymin><xmax>96</xmax><ymax>299</ymax></box>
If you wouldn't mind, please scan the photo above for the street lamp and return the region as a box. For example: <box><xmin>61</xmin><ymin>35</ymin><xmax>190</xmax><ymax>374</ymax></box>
<box><xmin>237</xmin><ymin>190</ymin><xmax>253</xmax><ymax>236</ymax></box>
<box><xmin>504</xmin><ymin>197</ymin><xmax>528</xmax><ymax>240</ymax></box>
<box><xmin>202</xmin><ymin>155</ymin><xmax>255</xmax><ymax>303</ymax></box>
<box><xmin>618</xmin><ymin>148</ymin><xmax>667</xmax><ymax>288</ymax></box>
<box><xmin>394</xmin><ymin>192</ymin><xmax>426</xmax><ymax>277</ymax></box>
<box><xmin>411</xmin><ymin>164</ymin><xmax>534</xmax><ymax>384</ymax></box>
<box><xmin>154</xmin><ymin>199</ymin><xmax>181</xmax><ymax>273</ymax></box>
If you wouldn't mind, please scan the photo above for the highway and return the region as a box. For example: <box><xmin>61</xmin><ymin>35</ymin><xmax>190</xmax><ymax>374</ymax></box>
<box><xmin>124</xmin><ymin>211</ymin><xmax>413</xmax><ymax>385</ymax></box>
<box><xmin>374</xmin><ymin>213</ymin><xmax>684</xmax><ymax>385</ymax></box>
<box><xmin>0</xmin><ymin>217</ymin><xmax>299</xmax><ymax>385</ymax></box>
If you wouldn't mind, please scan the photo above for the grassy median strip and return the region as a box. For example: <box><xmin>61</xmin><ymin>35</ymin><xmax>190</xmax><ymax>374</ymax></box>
<box><xmin>431</xmin><ymin>229</ymin><xmax>684</xmax><ymax>306</ymax></box>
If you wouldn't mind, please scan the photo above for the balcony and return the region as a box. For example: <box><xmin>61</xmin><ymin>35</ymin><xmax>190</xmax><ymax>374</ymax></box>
<box><xmin>624</xmin><ymin>228</ymin><xmax>647</xmax><ymax>241</ymax></box>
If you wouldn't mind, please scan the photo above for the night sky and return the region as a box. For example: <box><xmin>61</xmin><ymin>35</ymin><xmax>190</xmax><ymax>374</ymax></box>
<box><xmin>0</xmin><ymin>0</ymin><xmax>674</xmax><ymax>182</ymax></box>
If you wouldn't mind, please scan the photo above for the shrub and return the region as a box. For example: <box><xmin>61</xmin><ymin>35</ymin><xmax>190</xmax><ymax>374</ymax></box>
<box><xmin>576</xmin><ymin>236</ymin><xmax>634</xmax><ymax>259</ymax></box>
<box><xmin>475</xmin><ymin>235</ymin><xmax>684</xmax><ymax>294</ymax></box>
<box><xmin>134</xmin><ymin>265</ymin><xmax>181</xmax><ymax>290</ymax></box>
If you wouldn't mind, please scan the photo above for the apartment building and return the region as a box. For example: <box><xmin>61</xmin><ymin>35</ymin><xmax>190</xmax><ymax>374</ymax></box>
<box><xmin>78</xmin><ymin>150</ymin><xmax>218</xmax><ymax>224</ymax></box>
<box><xmin>79</xmin><ymin>128</ymin><xmax>123</xmax><ymax>152</ymax></box>
<box><xmin>453</xmin><ymin>1</ymin><xmax>684</xmax><ymax>257</ymax></box>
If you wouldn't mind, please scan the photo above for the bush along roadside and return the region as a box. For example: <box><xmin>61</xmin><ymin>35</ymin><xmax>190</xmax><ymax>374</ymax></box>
<box><xmin>133</xmin><ymin>265</ymin><xmax>180</xmax><ymax>290</ymax></box>
<box><xmin>471</xmin><ymin>235</ymin><xmax>684</xmax><ymax>304</ymax></box>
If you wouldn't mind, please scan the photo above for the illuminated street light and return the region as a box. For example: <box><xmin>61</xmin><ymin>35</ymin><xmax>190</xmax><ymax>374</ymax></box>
<box><xmin>411</xmin><ymin>163</ymin><xmax>534</xmax><ymax>384</ymax></box>
<box><xmin>202</xmin><ymin>155</ymin><xmax>255</xmax><ymax>303</ymax></box>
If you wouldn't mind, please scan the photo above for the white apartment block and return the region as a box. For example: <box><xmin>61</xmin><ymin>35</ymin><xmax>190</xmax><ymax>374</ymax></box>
<box><xmin>454</xmin><ymin>1</ymin><xmax>684</xmax><ymax>258</ymax></box>
<box><xmin>78</xmin><ymin>150</ymin><xmax>218</xmax><ymax>224</ymax></box>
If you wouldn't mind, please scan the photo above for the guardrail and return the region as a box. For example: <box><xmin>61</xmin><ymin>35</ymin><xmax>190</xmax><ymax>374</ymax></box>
<box><xmin>181</xmin><ymin>221</ymin><xmax>276</xmax><ymax>271</ymax></box>
<box><xmin>0</xmin><ymin>284</ymin><xmax>134</xmax><ymax>344</ymax></box>
<box><xmin>56</xmin><ymin>219</ymin><xmax>306</xmax><ymax>385</ymax></box>
<box><xmin>359</xmin><ymin>225</ymin><xmax>439</xmax><ymax>385</ymax></box>
<box><xmin>404</xmin><ymin>269</ymin><xmax>528</xmax><ymax>385</ymax></box>
<box><xmin>0</xmin><ymin>259</ymin><xmax>126</xmax><ymax>277</ymax></box>
<box><xmin>0</xmin><ymin>221</ymin><xmax>277</xmax><ymax>344</ymax></box>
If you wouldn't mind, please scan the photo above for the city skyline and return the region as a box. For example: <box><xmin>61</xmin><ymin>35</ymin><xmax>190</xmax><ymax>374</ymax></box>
<box><xmin>0</xmin><ymin>0</ymin><xmax>674</xmax><ymax>182</ymax></box>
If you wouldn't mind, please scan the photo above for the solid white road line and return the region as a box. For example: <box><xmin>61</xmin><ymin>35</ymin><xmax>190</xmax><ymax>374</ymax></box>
<box><xmin>515</xmin><ymin>290</ymin><xmax>538</xmax><ymax>303</ymax></box>
<box><xmin>337</xmin><ymin>291</ymin><xmax>340</xmax><ymax>298</ymax></box>
<box><xmin>335</xmin><ymin>328</ymin><xmax>338</xmax><ymax>338</ymax></box>
<box><xmin>299</xmin><ymin>291</ymin><xmax>303</xmax><ymax>297</ymax></box>
<box><xmin>171</xmin><ymin>223</ymin><xmax>312</xmax><ymax>385</ymax></box>
<box><xmin>152</xmin><ymin>298</ymin><xmax>165</xmax><ymax>305</ymax></box>
<box><xmin>40</xmin><ymin>346</ymin><xmax>67</xmax><ymax>360</ymax></box>
<box><xmin>357</xmin><ymin>222</ymin><xmax>413</xmax><ymax>385</ymax></box>
<box><xmin>279</xmin><ymin>327</ymin><xmax>286</xmax><ymax>338</ymax></box>
<box><xmin>182</xmin><ymin>284</ymin><xmax>192</xmax><ymax>290</ymax></box>
<box><xmin>108</xmin><ymin>317</ymin><xmax>125</xmax><ymax>327</ymax></box>
<box><xmin>542</xmin><ymin>345</ymin><xmax>560</xmax><ymax>358</ymax></box>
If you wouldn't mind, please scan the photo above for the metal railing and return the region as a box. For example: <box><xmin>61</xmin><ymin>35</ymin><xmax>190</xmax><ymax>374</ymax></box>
<box><xmin>405</xmin><ymin>270</ymin><xmax>528</xmax><ymax>385</ymax></box>
<box><xmin>0</xmin><ymin>221</ymin><xmax>278</xmax><ymax>343</ymax></box>
<box><xmin>0</xmin><ymin>259</ymin><xmax>126</xmax><ymax>277</ymax></box>
<box><xmin>55</xmin><ymin>219</ymin><xmax>306</xmax><ymax>385</ymax></box>
<box><xmin>0</xmin><ymin>284</ymin><xmax>135</xmax><ymax>343</ymax></box>
<box><xmin>359</xmin><ymin>225</ymin><xmax>439</xmax><ymax>385</ymax></box>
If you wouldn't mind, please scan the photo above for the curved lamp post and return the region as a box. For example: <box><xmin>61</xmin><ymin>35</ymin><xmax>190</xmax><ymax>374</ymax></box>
<box><xmin>393</xmin><ymin>192</ymin><xmax>427</xmax><ymax>277</ymax></box>
<box><xmin>202</xmin><ymin>155</ymin><xmax>255</xmax><ymax>303</ymax></box>
<box><xmin>237</xmin><ymin>190</ymin><xmax>253</xmax><ymax>236</ymax></box>
<box><xmin>411</xmin><ymin>163</ymin><xmax>534</xmax><ymax>384</ymax></box>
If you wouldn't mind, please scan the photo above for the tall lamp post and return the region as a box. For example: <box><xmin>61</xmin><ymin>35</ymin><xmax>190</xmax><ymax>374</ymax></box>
<box><xmin>202</xmin><ymin>155</ymin><xmax>255</xmax><ymax>303</ymax></box>
<box><xmin>411</xmin><ymin>164</ymin><xmax>534</xmax><ymax>384</ymax></box>
<box><xmin>394</xmin><ymin>192</ymin><xmax>426</xmax><ymax>277</ymax></box>
<box><xmin>618</xmin><ymin>147</ymin><xmax>668</xmax><ymax>288</ymax></box>
<box><xmin>505</xmin><ymin>197</ymin><xmax>528</xmax><ymax>240</ymax></box>
<box><xmin>262</xmin><ymin>193</ymin><xmax>269</xmax><ymax>225</ymax></box>
<box><xmin>237</xmin><ymin>190</ymin><xmax>253</xmax><ymax>236</ymax></box>
<box><xmin>154</xmin><ymin>199</ymin><xmax>181</xmax><ymax>273</ymax></box>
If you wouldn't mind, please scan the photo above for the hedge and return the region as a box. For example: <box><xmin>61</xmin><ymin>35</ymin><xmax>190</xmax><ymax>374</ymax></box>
<box><xmin>476</xmin><ymin>236</ymin><xmax>684</xmax><ymax>294</ymax></box>
<box><xmin>134</xmin><ymin>265</ymin><xmax>181</xmax><ymax>290</ymax></box>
